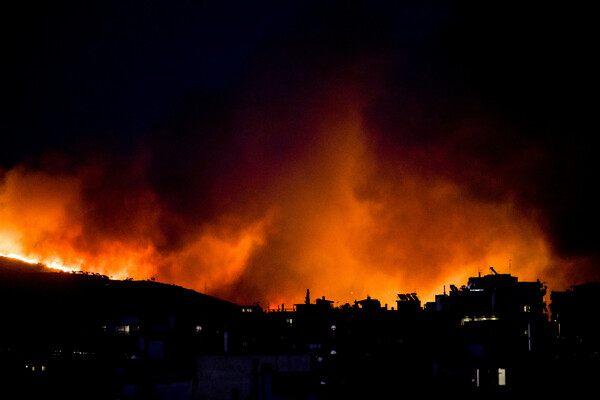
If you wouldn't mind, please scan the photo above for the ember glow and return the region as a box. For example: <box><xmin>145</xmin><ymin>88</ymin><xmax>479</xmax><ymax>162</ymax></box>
<box><xmin>0</xmin><ymin>80</ymin><xmax>577</xmax><ymax>306</ymax></box>
<box><xmin>2</xmin><ymin>2</ymin><xmax>598</xmax><ymax>307</ymax></box>
<box><xmin>0</xmin><ymin>252</ymin><xmax>74</xmax><ymax>273</ymax></box>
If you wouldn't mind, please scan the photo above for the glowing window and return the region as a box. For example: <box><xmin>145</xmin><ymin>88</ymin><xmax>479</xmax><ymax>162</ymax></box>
<box><xmin>117</xmin><ymin>325</ymin><xmax>130</xmax><ymax>334</ymax></box>
<box><xmin>498</xmin><ymin>368</ymin><xmax>506</xmax><ymax>386</ymax></box>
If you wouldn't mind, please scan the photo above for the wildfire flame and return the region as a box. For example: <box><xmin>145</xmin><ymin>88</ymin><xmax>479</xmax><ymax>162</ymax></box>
<box><xmin>0</xmin><ymin>81</ymin><xmax>572</xmax><ymax>308</ymax></box>
<box><xmin>0</xmin><ymin>252</ymin><xmax>75</xmax><ymax>273</ymax></box>
<box><xmin>1</xmin><ymin>13</ymin><xmax>598</xmax><ymax>307</ymax></box>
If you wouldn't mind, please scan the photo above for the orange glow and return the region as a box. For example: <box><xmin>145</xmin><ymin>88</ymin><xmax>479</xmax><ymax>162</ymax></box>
<box><xmin>0</xmin><ymin>73</ymin><xmax>590</xmax><ymax>308</ymax></box>
<box><xmin>0</xmin><ymin>252</ymin><xmax>75</xmax><ymax>273</ymax></box>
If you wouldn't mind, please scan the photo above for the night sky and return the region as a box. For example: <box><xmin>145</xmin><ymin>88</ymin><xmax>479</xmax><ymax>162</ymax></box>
<box><xmin>1</xmin><ymin>1</ymin><xmax>598</xmax><ymax>304</ymax></box>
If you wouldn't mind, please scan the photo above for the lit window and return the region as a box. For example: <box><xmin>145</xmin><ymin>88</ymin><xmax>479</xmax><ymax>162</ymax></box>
<box><xmin>498</xmin><ymin>368</ymin><xmax>506</xmax><ymax>386</ymax></box>
<box><xmin>461</xmin><ymin>316</ymin><xmax>499</xmax><ymax>325</ymax></box>
<box><xmin>117</xmin><ymin>325</ymin><xmax>130</xmax><ymax>334</ymax></box>
<box><xmin>524</xmin><ymin>305</ymin><xmax>531</xmax><ymax>312</ymax></box>
<box><xmin>286</xmin><ymin>318</ymin><xmax>293</xmax><ymax>326</ymax></box>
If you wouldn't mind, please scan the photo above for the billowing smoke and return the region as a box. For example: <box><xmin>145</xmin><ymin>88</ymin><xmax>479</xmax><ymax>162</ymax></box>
<box><xmin>1</xmin><ymin>2</ymin><xmax>598</xmax><ymax>306</ymax></box>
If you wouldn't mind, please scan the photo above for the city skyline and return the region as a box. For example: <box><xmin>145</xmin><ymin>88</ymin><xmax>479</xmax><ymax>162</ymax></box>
<box><xmin>2</xmin><ymin>252</ymin><xmax>596</xmax><ymax>399</ymax></box>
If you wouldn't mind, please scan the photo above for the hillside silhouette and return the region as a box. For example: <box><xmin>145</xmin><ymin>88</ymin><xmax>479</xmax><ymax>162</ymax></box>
<box><xmin>2</xmin><ymin>255</ymin><xmax>600</xmax><ymax>399</ymax></box>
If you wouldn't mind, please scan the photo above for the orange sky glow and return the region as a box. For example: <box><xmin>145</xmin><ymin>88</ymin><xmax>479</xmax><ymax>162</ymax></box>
<box><xmin>0</xmin><ymin>75</ymin><xmax>582</xmax><ymax>308</ymax></box>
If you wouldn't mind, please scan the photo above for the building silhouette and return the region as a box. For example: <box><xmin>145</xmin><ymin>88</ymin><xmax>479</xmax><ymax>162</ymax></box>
<box><xmin>2</xmin><ymin>256</ymin><xmax>599</xmax><ymax>399</ymax></box>
<box><xmin>548</xmin><ymin>282</ymin><xmax>600</xmax><ymax>393</ymax></box>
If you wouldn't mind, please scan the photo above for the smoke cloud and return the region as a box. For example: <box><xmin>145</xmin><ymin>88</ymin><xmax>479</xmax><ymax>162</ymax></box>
<box><xmin>1</xmin><ymin>2</ymin><xmax>598</xmax><ymax>306</ymax></box>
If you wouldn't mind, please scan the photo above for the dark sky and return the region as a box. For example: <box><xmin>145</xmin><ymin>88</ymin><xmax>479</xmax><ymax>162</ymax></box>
<box><xmin>1</xmin><ymin>1</ymin><xmax>599</xmax><ymax>299</ymax></box>
<box><xmin>2</xmin><ymin>1</ymin><xmax>297</xmax><ymax>162</ymax></box>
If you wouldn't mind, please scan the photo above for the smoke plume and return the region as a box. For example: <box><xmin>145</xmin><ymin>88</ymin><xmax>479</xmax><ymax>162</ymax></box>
<box><xmin>1</xmin><ymin>2</ymin><xmax>598</xmax><ymax>306</ymax></box>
